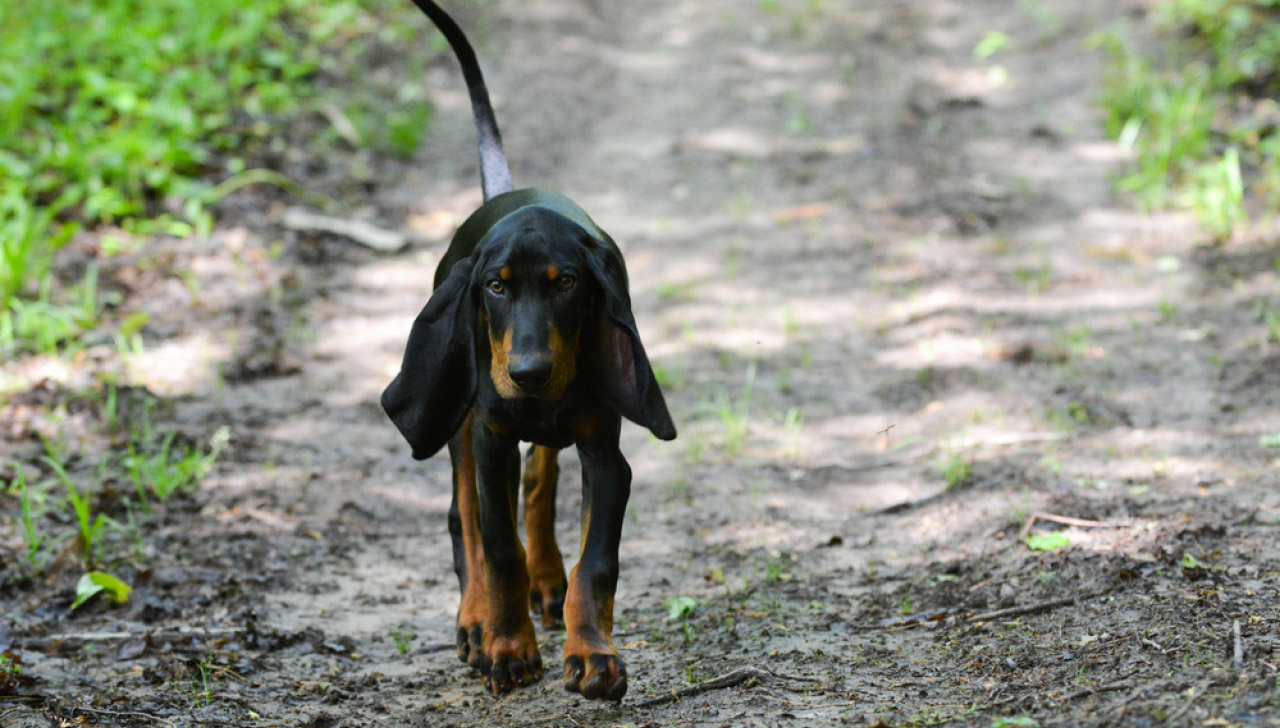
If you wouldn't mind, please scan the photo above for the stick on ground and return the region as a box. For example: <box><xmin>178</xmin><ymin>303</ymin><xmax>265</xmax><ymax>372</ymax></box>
<box><xmin>1232</xmin><ymin>619</ymin><xmax>1244</xmax><ymax>671</ymax></box>
<box><xmin>633</xmin><ymin>667</ymin><xmax>775</xmax><ymax>709</ymax></box>
<box><xmin>966</xmin><ymin>595</ymin><xmax>1082</xmax><ymax>623</ymax></box>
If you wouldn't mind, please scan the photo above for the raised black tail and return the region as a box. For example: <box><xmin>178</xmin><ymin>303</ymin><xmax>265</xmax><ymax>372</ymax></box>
<box><xmin>407</xmin><ymin>0</ymin><xmax>513</xmax><ymax>201</ymax></box>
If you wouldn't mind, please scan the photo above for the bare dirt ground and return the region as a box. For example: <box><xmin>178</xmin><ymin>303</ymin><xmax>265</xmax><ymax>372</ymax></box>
<box><xmin>3</xmin><ymin>0</ymin><xmax>1279</xmax><ymax>726</ymax></box>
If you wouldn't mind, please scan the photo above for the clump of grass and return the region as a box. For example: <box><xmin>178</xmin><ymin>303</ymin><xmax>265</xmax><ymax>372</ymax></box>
<box><xmin>938</xmin><ymin>450</ymin><xmax>973</xmax><ymax>490</ymax></box>
<box><xmin>716</xmin><ymin>364</ymin><xmax>756</xmax><ymax>458</ymax></box>
<box><xmin>388</xmin><ymin>627</ymin><xmax>416</xmax><ymax>655</ymax></box>
<box><xmin>1092</xmin><ymin>1</ymin><xmax>1280</xmax><ymax>236</ymax></box>
<box><xmin>0</xmin><ymin>0</ymin><xmax>435</xmax><ymax>352</ymax></box>
<box><xmin>663</xmin><ymin>595</ymin><xmax>699</xmax><ymax>645</ymax></box>
<box><xmin>124</xmin><ymin>426</ymin><xmax>230</xmax><ymax>508</ymax></box>
<box><xmin>14</xmin><ymin>466</ymin><xmax>46</xmax><ymax>569</ymax></box>
<box><xmin>43</xmin><ymin>456</ymin><xmax>108</xmax><ymax>566</ymax></box>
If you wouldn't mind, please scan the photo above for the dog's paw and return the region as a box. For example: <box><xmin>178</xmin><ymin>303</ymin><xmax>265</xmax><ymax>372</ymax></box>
<box><xmin>528</xmin><ymin>574</ymin><xmax>566</xmax><ymax>629</ymax></box>
<box><xmin>456</xmin><ymin>581</ymin><xmax>489</xmax><ymax>669</ymax></box>
<box><xmin>456</xmin><ymin>622</ymin><xmax>488</xmax><ymax>670</ymax></box>
<box><xmin>562</xmin><ymin>646</ymin><xmax>627</xmax><ymax>701</ymax></box>
<box><xmin>482</xmin><ymin>628</ymin><xmax>543</xmax><ymax>695</ymax></box>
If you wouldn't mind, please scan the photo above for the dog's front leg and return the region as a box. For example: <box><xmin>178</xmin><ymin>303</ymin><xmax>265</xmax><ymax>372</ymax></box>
<box><xmin>448</xmin><ymin>413</ymin><xmax>492</xmax><ymax>670</ymax></box>
<box><xmin>472</xmin><ymin>417</ymin><xmax>543</xmax><ymax>694</ymax></box>
<box><xmin>563</xmin><ymin>410</ymin><xmax>630</xmax><ymax>701</ymax></box>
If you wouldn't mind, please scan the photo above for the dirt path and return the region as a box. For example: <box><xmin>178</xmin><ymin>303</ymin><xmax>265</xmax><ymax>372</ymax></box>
<box><xmin>5</xmin><ymin>0</ymin><xmax>1279</xmax><ymax>726</ymax></box>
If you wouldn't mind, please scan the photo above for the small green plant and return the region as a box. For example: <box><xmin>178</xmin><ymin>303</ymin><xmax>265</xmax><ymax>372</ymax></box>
<box><xmin>14</xmin><ymin>466</ymin><xmax>45</xmax><ymax>568</ymax></box>
<box><xmin>71</xmin><ymin>571</ymin><xmax>133</xmax><ymax>611</ymax></box>
<box><xmin>1056</xmin><ymin>325</ymin><xmax>1094</xmax><ymax>357</ymax></box>
<box><xmin>938</xmin><ymin>450</ymin><xmax>972</xmax><ymax>489</ymax></box>
<box><xmin>193</xmin><ymin>656</ymin><xmax>214</xmax><ymax>708</ymax></box>
<box><xmin>974</xmin><ymin>31</ymin><xmax>1010</xmax><ymax>60</ymax></box>
<box><xmin>125</xmin><ymin>426</ymin><xmax>230</xmax><ymax>504</ymax></box>
<box><xmin>1264</xmin><ymin>308</ymin><xmax>1280</xmax><ymax>344</ymax></box>
<box><xmin>663</xmin><ymin>595</ymin><xmax>699</xmax><ymax>645</ymax></box>
<box><xmin>44</xmin><ymin>456</ymin><xmax>107</xmax><ymax>565</ymax></box>
<box><xmin>1027</xmin><ymin>531</ymin><xmax>1069</xmax><ymax>551</ymax></box>
<box><xmin>682</xmin><ymin>660</ymin><xmax>709</xmax><ymax>686</ymax></box>
<box><xmin>716</xmin><ymin>363</ymin><xmax>756</xmax><ymax>458</ymax></box>
<box><xmin>1014</xmin><ymin>264</ymin><xmax>1052</xmax><ymax>294</ymax></box>
<box><xmin>782</xmin><ymin>407</ymin><xmax>804</xmax><ymax>459</ymax></box>
<box><xmin>388</xmin><ymin>628</ymin><xmax>416</xmax><ymax>655</ymax></box>
<box><xmin>0</xmin><ymin>653</ymin><xmax>23</xmax><ymax>689</ymax></box>
<box><xmin>664</xmin><ymin>477</ymin><xmax>692</xmax><ymax>505</ymax></box>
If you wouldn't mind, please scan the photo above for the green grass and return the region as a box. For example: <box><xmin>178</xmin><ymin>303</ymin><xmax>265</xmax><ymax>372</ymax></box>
<box><xmin>938</xmin><ymin>449</ymin><xmax>973</xmax><ymax>490</ymax></box>
<box><xmin>44</xmin><ymin>456</ymin><xmax>108</xmax><ymax>566</ymax></box>
<box><xmin>124</xmin><ymin>426</ymin><xmax>230</xmax><ymax>507</ymax></box>
<box><xmin>0</xmin><ymin>0</ymin><xmax>435</xmax><ymax>353</ymax></box>
<box><xmin>1093</xmin><ymin>0</ymin><xmax>1280</xmax><ymax>236</ymax></box>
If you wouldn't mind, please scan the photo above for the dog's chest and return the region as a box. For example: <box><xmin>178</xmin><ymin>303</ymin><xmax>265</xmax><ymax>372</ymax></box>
<box><xmin>478</xmin><ymin>394</ymin><xmax>577</xmax><ymax>449</ymax></box>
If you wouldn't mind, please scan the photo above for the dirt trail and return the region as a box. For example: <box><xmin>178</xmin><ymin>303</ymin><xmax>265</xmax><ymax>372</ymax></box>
<box><xmin>5</xmin><ymin>0</ymin><xmax>1279</xmax><ymax>726</ymax></box>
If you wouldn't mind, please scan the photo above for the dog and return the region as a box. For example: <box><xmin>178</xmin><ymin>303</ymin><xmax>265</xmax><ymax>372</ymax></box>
<box><xmin>382</xmin><ymin>0</ymin><xmax>676</xmax><ymax>701</ymax></box>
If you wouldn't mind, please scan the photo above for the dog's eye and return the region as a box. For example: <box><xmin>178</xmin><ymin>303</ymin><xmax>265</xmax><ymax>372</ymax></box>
<box><xmin>487</xmin><ymin>279</ymin><xmax>505</xmax><ymax>294</ymax></box>
<box><xmin>558</xmin><ymin>275</ymin><xmax>576</xmax><ymax>291</ymax></box>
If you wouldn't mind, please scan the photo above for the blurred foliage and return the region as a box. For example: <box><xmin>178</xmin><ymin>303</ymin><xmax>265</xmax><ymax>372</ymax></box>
<box><xmin>1093</xmin><ymin>0</ymin><xmax>1280</xmax><ymax>237</ymax></box>
<box><xmin>0</xmin><ymin>0</ymin><xmax>436</xmax><ymax>354</ymax></box>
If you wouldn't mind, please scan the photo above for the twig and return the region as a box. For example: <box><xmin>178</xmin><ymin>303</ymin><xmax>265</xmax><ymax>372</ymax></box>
<box><xmin>633</xmin><ymin>667</ymin><xmax>774</xmax><ymax>709</ymax></box>
<box><xmin>69</xmin><ymin>706</ymin><xmax>176</xmax><ymax>727</ymax></box>
<box><xmin>966</xmin><ymin>595</ymin><xmax>1081</xmax><ymax>623</ymax></box>
<box><xmin>1059</xmin><ymin>680</ymin><xmax>1133</xmax><ymax>703</ymax></box>
<box><xmin>1232</xmin><ymin>619</ymin><xmax>1244</xmax><ymax>671</ymax></box>
<box><xmin>1020</xmin><ymin>512</ymin><xmax>1132</xmax><ymax>538</ymax></box>
<box><xmin>282</xmin><ymin>207</ymin><xmax>411</xmax><ymax>253</ymax></box>
<box><xmin>11</xmin><ymin>627</ymin><xmax>243</xmax><ymax>651</ymax></box>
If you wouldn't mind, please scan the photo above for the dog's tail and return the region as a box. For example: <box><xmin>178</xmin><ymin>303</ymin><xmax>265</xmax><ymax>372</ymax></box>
<box><xmin>407</xmin><ymin>0</ymin><xmax>513</xmax><ymax>201</ymax></box>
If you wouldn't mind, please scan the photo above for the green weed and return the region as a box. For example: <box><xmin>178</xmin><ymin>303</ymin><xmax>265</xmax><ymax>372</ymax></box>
<box><xmin>663</xmin><ymin>595</ymin><xmax>699</xmax><ymax>645</ymax></box>
<box><xmin>1013</xmin><ymin>264</ymin><xmax>1052</xmax><ymax>294</ymax></box>
<box><xmin>44</xmin><ymin>456</ymin><xmax>107</xmax><ymax>566</ymax></box>
<box><xmin>716</xmin><ymin>363</ymin><xmax>756</xmax><ymax>458</ymax></box>
<box><xmin>71</xmin><ymin>571</ymin><xmax>133</xmax><ymax>611</ymax></box>
<box><xmin>194</xmin><ymin>657</ymin><xmax>214</xmax><ymax>708</ymax></box>
<box><xmin>938</xmin><ymin>450</ymin><xmax>973</xmax><ymax>489</ymax></box>
<box><xmin>1093</xmin><ymin>1</ymin><xmax>1280</xmax><ymax>235</ymax></box>
<box><xmin>0</xmin><ymin>0</ymin><xmax>435</xmax><ymax>351</ymax></box>
<box><xmin>1056</xmin><ymin>325</ymin><xmax>1094</xmax><ymax>357</ymax></box>
<box><xmin>783</xmin><ymin>408</ymin><xmax>804</xmax><ymax>460</ymax></box>
<box><xmin>15</xmin><ymin>466</ymin><xmax>46</xmax><ymax>568</ymax></box>
<box><xmin>124</xmin><ymin>426</ymin><xmax>230</xmax><ymax>504</ymax></box>
<box><xmin>388</xmin><ymin>627</ymin><xmax>416</xmax><ymax>655</ymax></box>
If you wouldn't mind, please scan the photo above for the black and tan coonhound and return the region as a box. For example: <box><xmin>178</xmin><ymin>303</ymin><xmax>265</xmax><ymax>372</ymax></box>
<box><xmin>382</xmin><ymin>0</ymin><xmax>676</xmax><ymax>701</ymax></box>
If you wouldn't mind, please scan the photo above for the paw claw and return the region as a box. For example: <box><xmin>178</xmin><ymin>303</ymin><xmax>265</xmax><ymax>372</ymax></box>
<box><xmin>562</xmin><ymin>656</ymin><xmax>585</xmax><ymax>693</ymax></box>
<box><xmin>563</xmin><ymin>651</ymin><xmax>627</xmax><ymax>700</ymax></box>
<box><xmin>465</xmin><ymin>625</ymin><xmax>489</xmax><ymax>672</ymax></box>
<box><xmin>529</xmin><ymin>583</ymin><xmax>567</xmax><ymax>628</ymax></box>
<box><xmin>456</xmin><ymin>628</ymin><xmax>469</xmax><ymax>663</ymax></box>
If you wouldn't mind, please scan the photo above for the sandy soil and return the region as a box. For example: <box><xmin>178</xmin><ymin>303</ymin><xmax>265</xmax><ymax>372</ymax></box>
<box><xmin>3</xmin><ymin>0</ymin><xmax>1279</xmax><ymax>726</ymax></box>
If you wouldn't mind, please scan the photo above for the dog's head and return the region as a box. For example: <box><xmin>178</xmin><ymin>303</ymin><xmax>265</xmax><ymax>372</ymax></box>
<box><xmin>383</xmin><ymin>200</ymin><xmax>676</xmax><ymax>460</ymax></box>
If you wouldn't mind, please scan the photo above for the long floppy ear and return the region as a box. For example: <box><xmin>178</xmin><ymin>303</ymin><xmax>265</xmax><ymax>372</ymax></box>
<box><xmin>381</xmin><ymin>258</ymin><xmax>478</xmax><ymax>459</ymax></box>
<box><xmin>583</xmin><ymin>242</ymin><xmax>677</xmax><ymax>441</ymax></box>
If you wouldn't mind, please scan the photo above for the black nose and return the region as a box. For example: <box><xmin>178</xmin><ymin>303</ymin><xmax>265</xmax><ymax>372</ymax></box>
<box><xmin>508</xmin><ymin>358</ymin><xmax>552</xmax><ymax>389</ymax></box>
